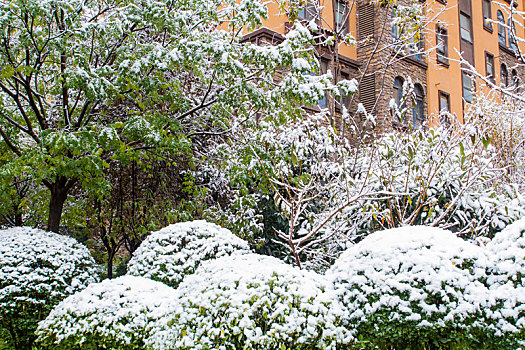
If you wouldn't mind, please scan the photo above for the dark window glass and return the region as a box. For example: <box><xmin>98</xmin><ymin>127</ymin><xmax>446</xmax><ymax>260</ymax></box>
<box><xmin>319</xmin><ymin>59</ymin><xmax>328</xmax><ymax>108</ymax></box>
<box><xmin>486</xmin><ymin>53</ymin><xmax>495</xmax><ymax>82</ymax></box>
<box><xmin>413</xmin><ymin>84</ymin><xmax>425</xmax><ymax>127</ymax></box>
<box><xmin>462</xmin><ymin>72</ymin><xmax>474</xmax><ymax>103</ymax></box>
<box><xmin>501</xmin><ymin>64</ymin><xmax>509</xmax><ymax>87</ymax></box>
<box><xmin>498</xmin><ymin>10</ymin><xmax>506</xmax><ymax>45</ymax></box>
<box><xmin>299</xmin><ymin>0</ymin><xmax>318</xmax><ymax>22</ymax></box>
<box><xmin>483</xmin><ymin>0</ymin><xmax>492</xmax><ymax>29</ymax></box>
<box><xmin>512</xmin><ymin>69</ymin><xmax>520</xmax><ymax>93</ymax></box>
<box><xmin>436</xmin><ymin>25</ymin><xmax>448</xmax><ymax>64</ymax></box>
<box><xmin>508</xmin><ymin>18</ymin><xmax>518</xmax><ymax>51</ymax></box>
<box><xmin>393</xmin><ymin>77</ymin><xmax>404</xmax><ymax>107</ymax></box>
<box><xmin>392</xmin><ymin>8</ymin><xmax>401</xmax><ymax>41</ymax></box>
<box><xmin>438</xmin><ymin>91</ymin><xmax>450</xmax><ymax>125</ymax></box>
<box><xmin>334</xmin><ymin>0</ymin><xmax>349</xmax><ymax>34</ymax></box>
<box><xmin>460</xmin><ymin>12</ymin><xmax>472</xmax><ymax>42</ymax></box>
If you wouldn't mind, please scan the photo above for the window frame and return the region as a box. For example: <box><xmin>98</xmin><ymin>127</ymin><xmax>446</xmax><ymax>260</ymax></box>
<box><xmin>438</xmin><ymin>90</ymin><xmax>451</xmax><ymax>126</ymax></box>
<box><xmin>318</xmin><ymin>58</ymin><xmax>329</xmax><ymax>108</ymax></box>
<box><xmin>436</xmin><ymin>24</ymin><xmax>449</xmax><ymax>66</ymax></box>
<box><xmin>459</xmin><ymin>11</ymin><xmax>473</xmax><ymax>43</ymax></box>
<box><xmin>393</xmin><ymin>76</ymin><xmax>405</xmax><ymax>108</ymax></box>
<box><xmin>483</xmin><ymin>0</ymin><xmax>493</xmax><ymax>32</ymax></box>
<box><xmin>333</xmin><ymin>0</ymin><xmax>349</xmax><ymax>35</ymax></box>
<box><xmin>512</xmin><ymin>69</ymin><xmax>520</xmax><ymax>93</ymax></box>
<box><xmin>298</xmin><ymin>0</ymin><xmax>319</xmax><ymax>23</ymax></box>
<box><xmin>413</xmin><ymin>83</ymin><xmax>425</xmax><ymax>127</ymax></box>
<box><xmin>497</xmin><ymin>10</ymin><xmax>507</xmax><ymax>46</ymax></box>
<box><xmin>485</xmin><ymin>52</ymin><xmax>495</xmax><ymax>83</ymax></box>
<box><xmin>501</xmin><ymin>63</ymin><xmax>509</xmax><ymax>87</ymax></box>
<box><xmin>462</xmin><ymin>71</ymin><xmax>474</xmax><ymax>103</ymax></box>
<box><xmin>508</xmin><ymin>18</ymin><xmax>518</xmax><ymax>51</ymax></box>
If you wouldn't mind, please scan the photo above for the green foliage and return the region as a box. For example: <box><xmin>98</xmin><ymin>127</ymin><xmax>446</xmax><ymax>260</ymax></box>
<box><xmin>0</xmin><ymin>227</ymin><xmax>99</xmax><ymax>349</ymax></box>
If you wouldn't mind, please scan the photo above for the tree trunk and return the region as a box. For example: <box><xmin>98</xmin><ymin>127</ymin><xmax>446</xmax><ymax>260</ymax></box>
<box><xmin>107</xmin><ymin>252</ymin><xmax>114</xmax><ymax>279</ymax></box>
<box><xmin>46</xmin><ymin>178</ymin><xmax>70</xmax><ymax>233</ymax></box>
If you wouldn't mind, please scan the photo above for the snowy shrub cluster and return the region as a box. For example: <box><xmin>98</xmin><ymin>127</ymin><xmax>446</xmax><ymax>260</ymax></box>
<box><xmin>352</xmin><ymin>128</ymin><xmax>525</xmax><ymax>238</ymax></box>
<box><xmin>328</xmin><ymin>226</ymin><xmax>505</xmax><ymax>349</ymax></box>
<box><xmin>36</xmin><ymin>276</ymin><xmax>178</xmax><ymax>349</ymax></box>
<box><xmin>127</xmin><ymin>220</ymin><xmax>251</xmax><ymax>288</ymax></box>
<box><xmin>485</xmin><ymin>219</ymin><xmax>525</xmax><ymax>341</ymax></box>
<box><xmin>0</xmin><ymin>227</ymin><xmax>99</xmax><ymax>349</ymax></box>
<box><xmin>147</xmin><ymin>254</ymin><xmax>353</xmax><ymax>349</ymax></box>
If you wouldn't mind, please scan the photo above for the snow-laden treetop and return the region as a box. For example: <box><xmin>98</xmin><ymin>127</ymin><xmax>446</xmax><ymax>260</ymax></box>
<box><xmin>127</xmin><ymin>220</ymin><xmax>251</xmax><ymax>288</ymax></box>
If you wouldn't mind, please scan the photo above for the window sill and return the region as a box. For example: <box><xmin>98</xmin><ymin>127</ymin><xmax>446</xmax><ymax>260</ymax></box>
<box><xmin>483</xmin><ymin>24</ymin><xmax>493</xmax><ymax>33</ymax></box>
<box><xmin>499</xmin><ymin>43</ymin><xmax>517</xmax><ymax>57</ymax></box>
<box><xmin>402</xmin><ymin>55</ymin><xmax>428</xmax><ymax>69</ymax></box>
<box><xmin>437</xmin><ymin>58</ymin><xmax>450</xmax><ymax>68</ymax></box>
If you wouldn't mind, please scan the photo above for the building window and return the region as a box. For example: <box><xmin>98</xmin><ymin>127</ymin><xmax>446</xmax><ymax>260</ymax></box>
<box><xmin>438</xmin><ymin>91</ymin><xmax>450</xmax><ymax>125</ymax></box>
<box><xmin>298</xmin><ymin>0</ymin><xmax>318</xmax><ymax>22</ymax></box>
<box><xmin>485</xmin><ymin>52</ymin><xmax>495</xmax><ymax>83</ymax></box>
<box><xmin>393</xmin><ymin>76</ymin><xmax>404</xmax><ymax>107</ymax></box>
<box><xmin>340</xmin><ymin>71</ymin><xmax>351</xmax><ymax>109</ymax></box>
<box><xmin>483</xmin><ymin>0</ymin><xmax>492</xmax><ymax>31</ymax></box>
<box><xmin>508</xmin><ymin>18</ymin><xmax>518</xmax><ymax>51</ymax></box>
<box><xmin>497</xmin><ymin>10</ymin><xmax>506</xmax><ymax>46</ymax></box>
<box><xmin>436</xmin><ymin>25</ymin><xmax>448</xmax><ymax>65</ymax></box>
<box><xmin>334</xmin><ymin>0</ymin><xmax>349</xmax><ymax>34</ymax></box>
<box><xmin>391</xmin><ymin>8</ymin><xmax>401</xmax><ymax>41</ymax></box>
<box><xmin>462</xmin><ymin>72</ymin><xmax>474</xmax><ymax>103</ymax></box>
<box><xmin>512</xmin><ymin>69</ymin><xmax>520</xmax><ymax>93</ymax></box>
<box><xmin>501</xmin><ymin>64</ymin><xmax>509</xmax><ymax>87</ymax></box>
<box><xmin>459</xmin><ymin>12</ymin><xmax>472</xmax><ymax>43</ymax></box>
<box><xmin>413</xmin><ymin>84</ymin><xmax>425</xmax><ymax>127</ymax></box>
<box><xmin>319</xmin><ymin>59</ymin><xmax>328</xmax><ymax>108</ymax></box>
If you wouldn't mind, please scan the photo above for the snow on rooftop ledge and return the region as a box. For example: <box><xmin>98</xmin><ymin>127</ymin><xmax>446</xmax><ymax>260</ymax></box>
<box><xmin>36</xmin><ymin>275</ymin><xmax>178</xmax><ymax>349</ymax></box>
<box><xmin>328</xmin><ymin>225</ymin><xmax>492</xmax><ymax>347</ymax></box>
<box><xmin>146</xmin><ymin>254</ymin><xmax>353</xmax><ymax>349</ymax></box>
<box><xmin>127</xmin><ymin>220</ymin><xmax>251</xmax><ymax>288</ymax></box>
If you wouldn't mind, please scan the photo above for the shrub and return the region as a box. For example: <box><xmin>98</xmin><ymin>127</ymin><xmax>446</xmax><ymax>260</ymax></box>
<box><xmin>328</xmin><ymin>226</ymin><xmax>503</xmax><ymax>349</ymax></box>
<box><xmin>353</xmin><ymin>129</ymin><xmax>525</xmax><ymax>238</ymax></box>
<box><xmin>146</xmin><ymin>254</ymin><xmax>353</xmax><ymax>349</ymax></box>
<box><xmin>485</xmin><ymin>219</ymin><xmax>525</xmax><ymax>344</ymax></box>
<box><xmin>127</xmin><ymin>220</ymin><xmax>250</xmax><ymax>288</ymax></box>
<box><xmin>36</xmin><ymin>275</ymin><xmax>178</xmax><ymax>349</ymax></box>
<box><xmin>0</xmin><ymin>227</ymin><xmax>99</xmax><ymax>349</ymax></box>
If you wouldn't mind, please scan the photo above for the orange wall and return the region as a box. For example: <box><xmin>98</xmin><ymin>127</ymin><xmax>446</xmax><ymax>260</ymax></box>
<box><xmin>426</xmin><ymin>0</ymin><xmax>525</xmax><ymax>124</ymax></box>
<box><xmin>256</xmin><ymin>0</ymin><xmax>357</xmax><ymax>59</ymax></box>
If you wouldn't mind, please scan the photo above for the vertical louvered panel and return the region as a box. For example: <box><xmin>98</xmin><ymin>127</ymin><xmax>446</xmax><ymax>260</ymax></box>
<box><xmin>359</xmin><ymin>74</ymin><xmax>376</xmax><ymax>113</ymax></box>
<box><xmin>358</xmin><ymin>3</ymin><xmax>375</xmax><ymax>41</ymax></box>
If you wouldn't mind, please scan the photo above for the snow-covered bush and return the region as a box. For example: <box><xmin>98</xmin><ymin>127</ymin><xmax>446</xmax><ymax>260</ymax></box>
<box><xmin>36</xmin><ymin>276</ymin><xmax>177</xmax><ymax>349</ymax></box>
<box><xmin>146</xmin><ymin>254</ymin><xmax>353</xmax><ymax>349</ymax></box>
<box><xmin>127</xmin><ymin>220</ymin><xmax>251</xmax><ymax>288</ymax></box>
<box><xmin>0</xmin><ymin>227</ymin><xmax>99</xmax><ymax>349</ymax></box>
<box><xmin>352</xmin><ymin>128</ymin><xmax>525</xmax><ymax>237</ymax></box>
<box><xmin>485</xmin><ymin>219</ymin><xmax>525</xmax><ymax>343</ymax></box>
<box><xmin>328</xmin><ymin>226</ymin><xmax>500</xmax><ymax>349</ymax></box>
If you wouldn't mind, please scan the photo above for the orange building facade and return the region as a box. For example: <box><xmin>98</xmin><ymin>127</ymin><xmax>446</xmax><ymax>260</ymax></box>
<box><xmin>242</xmin><ymin>0</ymin><xmax>525</xmax><ymax>129</ymax></box>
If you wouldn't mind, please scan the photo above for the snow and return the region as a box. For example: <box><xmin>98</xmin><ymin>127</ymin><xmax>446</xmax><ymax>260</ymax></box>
<box><xmin>328</xmin><ymin>226</ymin><xmax>491</xmax><ymax>334</ymax></box>
<box><xmin>127</xmin><ymin>220</ymin><xmax>251</xmax><ymax>288</ymax></box>
<box><xmin>0</xmin><ymin>226</ymin><xmax>99</xmax><ymax>311</ymax></box>
<box><xmin>485</xmin><ymin>219</ymin><xmax>525</xmax><ymax>335</ymax></box>
<box><xmin>36</xmin><ymin>276</ymin><xmax>178</xmax><ymax>348</ymax></box>
<box><xmin>146</xmin><ymin>254</ymin><xmax>353</xmax><ymax>349</ymax></box>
